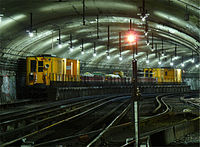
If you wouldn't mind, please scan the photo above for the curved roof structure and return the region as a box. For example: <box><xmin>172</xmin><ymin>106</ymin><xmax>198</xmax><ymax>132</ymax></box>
<box><xmin>0</xmin><ymin>0</ymin><xmax>199</xmax><ymax>72</ymax></box>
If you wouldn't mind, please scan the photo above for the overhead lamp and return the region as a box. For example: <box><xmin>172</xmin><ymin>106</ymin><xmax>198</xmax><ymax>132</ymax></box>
<box><xmin>196</xmin><ymin>64</ymin><xmax>199</xmax><ymax>68</ymax></box>
<box><xmin>170</xmin><ymin>56</ymin><xmax>173</xmax><ymax>66</ymax></box>
<box><xmin>146</xmin><ymin>40</ymin><xmax>150</xmax><ymax>46</ymax></box>
<box><xmin>70</xmin><ymin>47</ymin><xmax>73</xmax><ymax>52</ymax></box>
<box><xmin>69</xmin><ymin>33</ymin><xmax>73</xmax><ymax>51</ymax></box>
<box><xmin>28</xmin><ymin>32</ymin><xmax>34</xmax><ymax>37</ymax></box>
<box><xmin>26</xmin><ymin>13</ymin><xmax>37</xmax><ymax>37</ymax></box>
<box><xmin>93</xmin><ymin>42</ymin><xmax>96</xmax><ymax>57</ymax></box>
<box><xmin>161</xmin><ymin>52</ymin><xmax>165</xmax><ymax>56</ymax></box>
<box><xmin>181</xmin><ymin>56</ymin><xmax>184</xmax><ymax>67</ymax></box>
<box><xmin>119</xmin><ymin>56</ymin><xmax>122</xmax><ymax>61</ymax></box>
<box><xmin>158</xmin><ymin>61</ymin><xmax>161</xmax><ymax>65</ymax></box>
<box><xmin>81</xmin><ymin>51</ymin><xmax>85</xmax><ymax>55</ymax></box>
<box><xmin>0</xmin><ymin>13</ymin><xmax>3</xmax><ymax>23</ymax></box>
<box><xmin>191</xmin><ymin>59</ymin><xmax>194</xmax><ymax>63</ymax></box>
<box><xmin>81</xmin><ymin>39</ymin><xmax>84</xmax><ymax>55</ymax></box>
<box><xmin>191</xmin><ymin>51</ymin><xmax>194</xmax><ymax>63</ymax></box>
<box><xmin>58</xmin><ymin>43</ymin><xmax>62</xmax><ymax>48</ymax></box>
<box><xmin>107</xmin><ymin>55</ymin><xmax>110</xmax><ymax>60</ymax></box>
<box><xmin>146</xmin><ymin>52</ymin><xmax>149</xmax><ymax>64</ymax></box>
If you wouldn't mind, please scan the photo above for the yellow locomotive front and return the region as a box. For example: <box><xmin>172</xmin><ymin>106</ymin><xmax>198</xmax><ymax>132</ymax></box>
<box><xmin>143</xmin><ymin>68</ymin><xmax>182</xmax><ymax>83</ymax></box>
<box><xmin>26</xmin><ymin>55</ymin><xmax>66</xmax><ymax>86</ymax></box>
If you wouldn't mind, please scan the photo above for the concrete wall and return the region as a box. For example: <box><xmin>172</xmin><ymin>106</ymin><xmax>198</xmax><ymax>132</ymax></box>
<box><xmin>0</xmin><ymin>71</ymin><xmax>16</xmax><ymax>104</ymax></box>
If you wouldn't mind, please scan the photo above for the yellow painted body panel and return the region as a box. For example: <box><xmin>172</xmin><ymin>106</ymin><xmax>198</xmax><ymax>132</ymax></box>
<box><xmin>143</xmin><ymin>68</ymin><xmax>182</xmax><ymax>83</ymax></box>
<box><xmin>26</xmin><ymin>56</ymin><xmax>80</xmax><ymax>86</ymax></box>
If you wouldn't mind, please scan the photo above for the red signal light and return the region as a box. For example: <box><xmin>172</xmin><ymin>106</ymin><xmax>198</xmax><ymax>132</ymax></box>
<box><xmin>126</xmin><ymin>31</ymin><xmax>136</xmax><ymax>43</ymax></box>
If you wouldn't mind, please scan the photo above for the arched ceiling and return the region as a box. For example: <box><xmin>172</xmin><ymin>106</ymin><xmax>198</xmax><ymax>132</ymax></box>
<box><xmin>0</xmin><ymin>0</ymin><xmax>199</xmax><ymax>72</ymax></box>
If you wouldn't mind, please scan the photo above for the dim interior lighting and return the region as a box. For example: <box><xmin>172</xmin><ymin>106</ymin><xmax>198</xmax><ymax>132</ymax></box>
<box><xmin>107</xmin><ymin>55</ymin><xmax>110</xmax><ymax>60</ymax></box>
<box><xmin>146</xmin><ymin>59</ymin><xmax>149</xmax><ymax>64</ymax></box>
<box><xmin>29</xmin><ymin>32</ymin><xmax>34</xmax><ymax>37</ymax></box>
<box><xmin>81</xmin><ymin>51</ymin><xmax>85</xmax><ymax>55</ymax></box>
<box><xmin>119</xmin><ymin>56</ymin><xmax>122</xmax><ymax>61</ymax></box>
<box><xmin>170</xmin><ymin>62</ymin><xmax>173</xmax><ymax>66</ymax></box>
<box><xmin>196</xmin><ymin>64</ymin><xmax>199</xmax><ymax>68</ymax></box>
<box><xmin>93</xmin><ymin>53</ymin><xmax>96</xmax><ymax>57</ymax></box>
<box><xmin>181</xmin><ymin>63</ymin><xmax>184</xmax><ymax>67</ymax></box>
<box><xmin>58</xmin><ymin>43</ymin><xmax>62</xmax><ymax>48</ymax></box>
<box><xmin>158</xmin><ymin>61</ymin><xmax>161</xmax><ymax>65</ymax></box>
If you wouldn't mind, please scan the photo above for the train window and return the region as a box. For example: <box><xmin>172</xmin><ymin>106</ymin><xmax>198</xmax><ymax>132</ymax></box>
<box><xmin>38</xmin><ymin>61</ymin><xmax>43</xmax><ymax>66</ymax></box>
<box><xmin>145</xmin><ymin>71</ymin><xmax>148</xmax><ymax>77</ymax></box>
<box><xmin>38</xmin><ymin>67</ymin><xmax>43</xmax><ymax>72</ymax></box>
<box><xmin>165</xmin><ymin>71</ymin><xmax>167</xmax><ymax>76</ymax></box>
<box><xmin>150</xmin><ymin>71</ymin><xmax>153</xmax><ymax>77</ymax></box>
<box><xmin>30</xmin><ymin>60</ymin><xmax>36</xmax><ymax>72</ymax></box>
<box><xmin>38</xmin><ymin>61</ymin><xmax>43</xmax><ymax>72</ymax></box>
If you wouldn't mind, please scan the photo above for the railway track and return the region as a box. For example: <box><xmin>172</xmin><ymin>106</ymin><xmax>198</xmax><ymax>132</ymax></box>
<box><xmin>0</xmin><ymin>94</ymin><xmax>130</xmax><ymax>146</ymax></box>
<box><xmin>1</xmin><ymin>92</ymin><xmax>198</xmax><ymax>146</ymax></box>
<box><xmin>94</xmin><ymin>93</ymin><xmax>199</xmax><ymax>146</ymax></box>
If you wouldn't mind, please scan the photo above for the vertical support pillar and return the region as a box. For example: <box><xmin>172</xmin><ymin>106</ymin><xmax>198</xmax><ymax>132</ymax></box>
<box><xmin>132</xmin><ymin>59</ymin><xmax>140</xmax><ymax>147</ymax></box>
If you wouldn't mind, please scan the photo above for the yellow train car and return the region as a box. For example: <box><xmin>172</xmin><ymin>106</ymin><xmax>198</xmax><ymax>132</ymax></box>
<box><xmin>26</xmin><ymin>55</ymin><xmax>80</xmax><ymax>86</ymax></box>
<box><xmin>66</xmin><ymin>59</ymin><xmax>80</xmax><ymax>81</ymax></box>
<box><xmin>143</xmin><ymin>68</ymin><xmax>182</xmax><ymax>83</ymax></box>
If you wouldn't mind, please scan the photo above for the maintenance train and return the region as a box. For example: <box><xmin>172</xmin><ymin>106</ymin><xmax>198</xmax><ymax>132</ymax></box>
<box><xmin>25</xmin><ymin>55</ymin><xmax>182</xmax><ymax>86</ymax></box>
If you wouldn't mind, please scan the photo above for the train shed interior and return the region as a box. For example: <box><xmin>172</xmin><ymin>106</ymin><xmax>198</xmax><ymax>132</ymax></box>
<box><xmin>0</xmin><ymin>0</ymin><xmax>199</xmax><ymax>147</ymax></box>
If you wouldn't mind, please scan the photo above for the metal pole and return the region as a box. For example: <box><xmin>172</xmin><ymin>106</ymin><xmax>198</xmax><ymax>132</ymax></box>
<box><xmin>132</xmin><ymin>59</ymin><xmax>139</xmax><ymax>147</ymax></box>
<box><xmin>51</xmin><ymin>31</ymin><xmax>54</xmax><ymax>51</ymax></box>
<box><xmin>83</xmin><ymin>0</ymin><xmax>85</xmax><ymax>25</ymax></box>
<box><xmin>97</xmin><ymin>15</ymin><xmax>99</xmax><ymax>39</ymax></box>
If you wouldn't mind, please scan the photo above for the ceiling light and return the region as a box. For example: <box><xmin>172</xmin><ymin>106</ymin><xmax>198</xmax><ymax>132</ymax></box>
<box><xmin>146</xmin><ymin>59</ymin><xmax>149</xmax><ymax>64</ymax></box>
<box><xmin>196</xmin><ymin>64</ymin><xmax>199</xmax><ymax>68</ymax></box>
<box><xmin>142</xmin><ymin>17</ymin><xmax>145</xmax><ymax>22</ymax></box>
<box><xmin>181</xmin><ymin>63</ymin><xmax>184</xmax><ymax>67</ymax></box>
<box><xmin>28</xmin><ymin>32</ymin><xmax>34</xmax><ymax>37</ymax></box>
<box><xmin>81</xmin><ymin>51</ymin><xmax>85</xmax><ymax>55</ymax></box>
<box><xmin>58</xmin><ymin>43</ymin><xmax>62</xmax><ymax>48</ymax></box>
<box><xmin>158</xmin><ymin>61</ymin><xmax>161</xmax><ymax>65</ymax></box>
<box><xmin>170</xmin><ymin>62</ymin><xmax>173</xmax><ymax>66</ymax></box>
<box><xmin>146</xmin><ymin>41</ymin><xmax>150</xmax><ymax>46</ymax></box>
<box><xmin>119</xmin><ymin>56</ymin><xmax>122</xmax><ymax>61</ymax></box>
<box><xmin>93</xmin><ymin>53</ymin><xmax>96</xmax><ymax>57</ymax></box>
<box><xmin>0</xmin><ymin>14</ymin><xmax>4</xmax><ymax>23</ymax></box>
<box><xmin>70</xmin><ymin>47</ymin><xmax>73</xmax><ymax>52</ymax></box>
<box><xmin>161</xmin><ymin>53</ymin><xmax>165</xmax><ymax>56</ymax></box>
<box><xmin>107</xmin><ymin>55</ymin><xmax>110</xmax><ymax>60</ymax></box>
<box><xmin>191</xmin><ymin>59</ymin><xmax>194</xmax><ymax>63</ymax></box>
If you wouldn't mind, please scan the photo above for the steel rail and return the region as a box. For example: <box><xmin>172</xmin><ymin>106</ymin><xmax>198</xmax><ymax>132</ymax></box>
<box><xmin>1</xmin><ymin>95</ymin><xmax>129</xmax><ymax>146</ymax></box>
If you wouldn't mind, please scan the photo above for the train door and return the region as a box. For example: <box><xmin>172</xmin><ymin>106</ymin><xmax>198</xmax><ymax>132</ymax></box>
<box><xmin>27</xmin><ymin>58</ymin><xmax>37</xmax><ymax>85</ymax></box>
<box><xmin>37</xmin><ymin>60</ymin><xmax>44</xmax><ymax>84</ymax></box>
<box><xmin>43</xmin><ymin>58</ymin><xmax>51</xmax><ymax>85</ymax></box>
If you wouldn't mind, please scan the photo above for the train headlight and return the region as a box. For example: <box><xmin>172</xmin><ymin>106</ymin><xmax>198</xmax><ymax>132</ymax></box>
<box><xmin>45</xmin><ymin>64</ymin><xmax>49</xmax><ymax>69</ymax></box>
